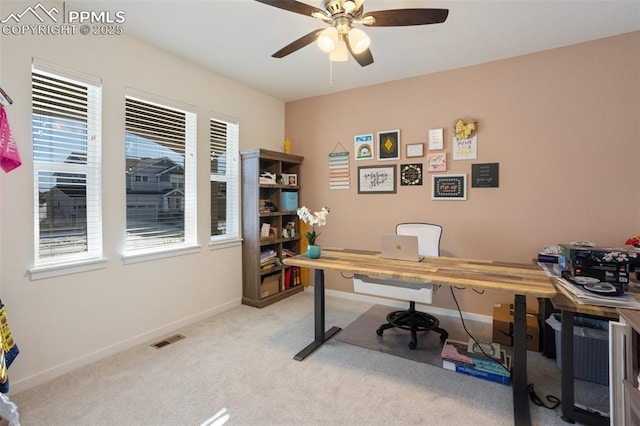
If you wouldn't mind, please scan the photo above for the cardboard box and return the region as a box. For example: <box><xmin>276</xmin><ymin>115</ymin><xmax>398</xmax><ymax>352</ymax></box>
<box><xmin>492</xmin><ymin>304</ymin><xmax>540</xmax><ymax>352</ymax></box>
<box><xmin>558</xmin><ymin>244</ymin><xmax>631</xmax><ymax>292</ymax></box>
<box><xmin>261</xmin><ymin>275</ymin><xmax>280</xmax><ymax>298</ymax></box>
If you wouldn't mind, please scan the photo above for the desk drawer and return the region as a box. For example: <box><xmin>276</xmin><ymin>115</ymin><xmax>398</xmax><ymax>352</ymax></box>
<box><xmin>353</xmin><ymin>274</ymin><xmax>434</xmax><ymax>304</ymax></box>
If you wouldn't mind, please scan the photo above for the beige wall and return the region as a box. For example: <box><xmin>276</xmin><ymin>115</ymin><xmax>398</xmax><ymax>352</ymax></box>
<box><xmin>0</xmin><ymin>30</ymin><xmax>284</xmax><ymax>391</ymax></box>
<box><xmin>285</xmin><ymin>32</ymin><xmax>640</xmax><ymax>315</ymax></box>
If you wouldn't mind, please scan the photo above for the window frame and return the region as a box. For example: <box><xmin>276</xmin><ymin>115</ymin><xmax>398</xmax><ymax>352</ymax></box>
<box><xmin>209</xmin><ymin>114</ymin><xmax>241</xmax><ymax>246</ymax></box>
<box><xmin>29</xmin><ymin>59</ymin><xmax>105</xmax><ymax>280</ymax></box>
<box><xmin>123</xmin><ymin>89</ymin><xmax>199</xmax><ymax>262</ymax></box>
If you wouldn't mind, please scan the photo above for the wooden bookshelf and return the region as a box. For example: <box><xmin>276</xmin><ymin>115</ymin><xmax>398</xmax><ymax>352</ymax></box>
<box><xmin>241</xmin><ymin>149</ymin><xmax>304</xmax><ymax>308</ymax></box>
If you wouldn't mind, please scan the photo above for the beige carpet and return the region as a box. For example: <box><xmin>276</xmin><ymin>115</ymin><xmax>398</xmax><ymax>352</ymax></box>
<box><xmin>9</xmin><ymin>292</ymin><xmax>607</xmax><ymax>425</ymax></box>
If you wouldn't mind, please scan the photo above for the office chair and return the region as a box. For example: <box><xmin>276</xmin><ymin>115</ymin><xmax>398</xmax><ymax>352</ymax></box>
<box><xmin>354</xmin><ymin>223</ymin><xmax>448</xmax><ymax>349</ymax></box>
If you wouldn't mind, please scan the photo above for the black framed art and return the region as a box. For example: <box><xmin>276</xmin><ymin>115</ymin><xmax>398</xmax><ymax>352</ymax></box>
<box><xmin>377</xmin><ymin>129</ymin><xmax>400</xmax><ymax>161</ymax></box>
<box><xmin>432</xmin><ymin>174</ymin><xmax>466</xmax><ymax>200</ymax></box>
<box><xmin>400</xmin><ymin>163</ymin><xmax>423</xmax><ymax>186</ymax></box>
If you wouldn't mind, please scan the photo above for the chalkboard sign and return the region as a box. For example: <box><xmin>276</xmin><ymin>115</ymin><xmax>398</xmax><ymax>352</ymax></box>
<box><xmin>432</xmin><ymin>174</ymin><xmax>466</xmax><ymax>200</ymax></box>
<box><xmin>472</xmin><ymin>163</ymin><xmax>499</xmax><ymax>188</ymax></box>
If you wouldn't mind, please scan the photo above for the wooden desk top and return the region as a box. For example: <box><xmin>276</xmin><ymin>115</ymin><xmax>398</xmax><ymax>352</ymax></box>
<box><xmin>283</xmin><ymin>248</ymin><xmax>557</xmax><ymax>297</ymax></box>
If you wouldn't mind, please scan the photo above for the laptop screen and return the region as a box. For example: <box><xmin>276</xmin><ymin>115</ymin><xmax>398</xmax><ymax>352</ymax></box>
<box><xmin>380</xmin><ymin>234</ymin><xmax>424</xmax><ymax>262</ymax></box>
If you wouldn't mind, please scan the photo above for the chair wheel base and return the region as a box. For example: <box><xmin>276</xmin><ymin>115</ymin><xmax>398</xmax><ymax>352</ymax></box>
<box><xmin>376</xmin><ymin>306</ymin><xmax>448</xmax><ymax>350</ymax></box>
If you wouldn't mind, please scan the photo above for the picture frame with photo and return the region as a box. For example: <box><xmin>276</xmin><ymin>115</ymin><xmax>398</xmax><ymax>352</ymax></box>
<box><xmin>377</xmin><ymin>129</ymin><xmax>400</xmax><ymax>161</ymax></box>
<box><xmin>281</xmin><ymin>173</ymin><xmax>298</xmax><ymax>186</ymax></box>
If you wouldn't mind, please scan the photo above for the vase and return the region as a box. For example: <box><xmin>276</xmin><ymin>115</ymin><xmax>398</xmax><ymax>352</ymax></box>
<box><xmin>307</xmin><ymin>244</ymin><xmax>321</xmax><ymax>259</ymax></box>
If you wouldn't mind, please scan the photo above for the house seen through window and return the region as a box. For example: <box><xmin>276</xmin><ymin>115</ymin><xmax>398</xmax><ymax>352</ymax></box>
<box><xmin>31</xmin><ymin>62</ymin><xmax>103</xmax><ymax>266</ymax></box>
<box><xmin>124</xmin><ymin>94</ymin><xmax>197</xmax><ymax>253</ymax></box>
<box><xmin>210</xmin><ymin>117</ymin><xmax>239</xmax><ymax>242</ymax></box>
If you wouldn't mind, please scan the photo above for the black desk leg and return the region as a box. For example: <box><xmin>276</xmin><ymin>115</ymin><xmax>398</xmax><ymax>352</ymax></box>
<box><xmin>560</xmin><ymin>310</ymin><xmax>608</xmax><ymax>426</ymax></box>
<box><xmin>561</xmin><ymin>310</ymin><xmax>576</xmax><ymax>423</ymax></box>
<box><xmin>294</xmin><ymin>268</ymin><xmax>342</xmax><ymax>361</ymax></box>
<box><xmin>512</xmin><ymin>294</ymin><xmax>531</xmax><ymax>426</ymax></box>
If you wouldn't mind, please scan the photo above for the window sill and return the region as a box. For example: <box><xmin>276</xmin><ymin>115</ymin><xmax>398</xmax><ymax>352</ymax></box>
<box><xmin>29</xmin><ymin>257</ymin><xmax>109</xmax><ymax>281</ymax></box>
<box><xmin>122</xmin><ymin>244</ymin><xmax>201</xmax><ymax>265</ymax></box>
<box><xmin>209</xmin><ymin>238</ymin><xmax>242</xmax><ymax>250</ymax></box>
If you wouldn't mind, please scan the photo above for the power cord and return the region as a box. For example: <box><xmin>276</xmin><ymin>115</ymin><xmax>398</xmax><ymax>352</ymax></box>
<box><xmin>527</xmin><ymin>383</ymin><xmax>560</xmax><ymax>409</ymax></box>
<box><xmin>449</xmin><ymin>287</ymin><xmax>561</xmax><ymax>410</ymax></box>
<box><xmin>449</xmin><ymin>287</ymin><xmax>510</xmax><ymax>373</ymax></box>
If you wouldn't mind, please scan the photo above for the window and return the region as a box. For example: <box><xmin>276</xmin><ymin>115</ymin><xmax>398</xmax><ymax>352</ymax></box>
<box><xmin>31</xmin><ymin>61</ymin><xmax>102</xmax><ymax>267</ymax></box>
<box><xmin>210</xmin><ymin>116</ymin><xmax>239</xmax><ymax>242</ymax></box>
<box><xmin>124</xmin><ymin>91</ymin><xmax>197</xmax><ymax>255</ymax></box>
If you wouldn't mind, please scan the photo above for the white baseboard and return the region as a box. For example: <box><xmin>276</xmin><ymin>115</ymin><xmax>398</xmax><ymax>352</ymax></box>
<box><xmin>10</xmin><ymin>298</ymin><xmax>241</xmax><ymax>394</ymax></box>
<box><xmin>303</xmin><ymin>286</ymin><xmax>493</xmax><ymax>324</ymax></box>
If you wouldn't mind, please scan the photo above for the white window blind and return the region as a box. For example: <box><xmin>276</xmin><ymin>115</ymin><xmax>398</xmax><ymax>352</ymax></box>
<box><xmin>32</xmin><ymin>63</ymin><xmax>103</xmax><ymax>266</ymax></box>
<box><xmin>124</xmin><ymin>93</ymin><xmax>197</xmax><ymax>254</ymax></box>
<box><xmin>210</xmin><ymin>117</ymin><xmax>239</xmax><ymax>242</ymax></box>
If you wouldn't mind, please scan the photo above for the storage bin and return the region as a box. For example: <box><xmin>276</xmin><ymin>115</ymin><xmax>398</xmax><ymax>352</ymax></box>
<box><xmin>545</xmin><ymin>313</ymin><xmax>609</xmax><ymax>385</ymax></box>
<box><xmin>281</xmin><ymin>191</ymin><xmax>298</xmax><ymax>212</ymax></box>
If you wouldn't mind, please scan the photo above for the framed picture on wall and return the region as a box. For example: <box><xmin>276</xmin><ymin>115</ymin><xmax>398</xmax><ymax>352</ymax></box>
<box><xmin>400</xmin><ymin>163</ymin><xmax>423</xmax><ymax>186</ymax></box>
<box><xmin>406</xmin><ymin>143</ymin><xmax>424</xmax><ymax>158</ymax></box>
<box><xmin>355</xmin><ymin>134</ymin><xmax>374</xmax><ymax>161</ymax></box>
<box><xmin>377</xmin><ymin>129</ymin><xmax>400</xmax><ymax>161</ymax></box>
<box><xmin>358</xmin><ymin>165</ymin><xmax>397</xmax><ymax>194</ymax></box>
<box><xmin>432</xmin><ymin>174</ymin><xmax>466</xmax><ymax>200</ymax></box>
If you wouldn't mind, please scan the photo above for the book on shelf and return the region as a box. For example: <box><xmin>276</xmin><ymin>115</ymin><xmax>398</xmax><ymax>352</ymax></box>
<box><xmin>284</xmin><ymin>267</ymin><xmax>292</xmax><ymax>290</ymax></box>
<box><xmin>284</xmin><ymin>266</ymin><xmax>301</xmax><ymax>289</ymax></box>
<box><xmin>260</xmin><ymin>249</ymin><xmax>280</xmax><ymax>272</ymax></box>
<box><xmin>281</xmin><ymin>248</ymin><xmax>297</xmax><ymax>258</ymax></box>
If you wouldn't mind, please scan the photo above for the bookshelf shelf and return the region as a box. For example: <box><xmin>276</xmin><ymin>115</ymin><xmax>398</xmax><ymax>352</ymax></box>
<box><xmin>241</xmin><ymin>149</ymin><xmax>304</xmax><ymax>308</ymax></box>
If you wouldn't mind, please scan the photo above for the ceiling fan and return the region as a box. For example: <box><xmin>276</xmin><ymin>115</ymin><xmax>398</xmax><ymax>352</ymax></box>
<box><xmin>254</xmin><ymin>0</ymin><xmax>449</xmax><ymax>67</ymax></box>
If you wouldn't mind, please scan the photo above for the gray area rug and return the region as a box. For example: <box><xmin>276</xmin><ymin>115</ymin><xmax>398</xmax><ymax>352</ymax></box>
<box><xmin>335</xmin><ymin>304</ymin><xmax>492</xmax><ymax>368</ymax></box>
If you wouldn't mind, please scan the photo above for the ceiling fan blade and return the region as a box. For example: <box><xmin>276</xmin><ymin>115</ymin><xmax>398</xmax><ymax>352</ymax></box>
<box><xmin>362</xmin><ymin>9</ymin><xmax>449</xmax><ymax>26</ymax></box>
<box><xmin>272</xmin><ymin>29</ymin><xmax>324</xmax><ymax>58</ymax></box>
<box><xmin>344</xmin><ymin>35</ymin><xmax>374</xmax><ymax>67</ymax></box>
<box><xmin>254</xmin><ymin>0</ymin><xmax>326</xmax><ymax>19</ymax></box>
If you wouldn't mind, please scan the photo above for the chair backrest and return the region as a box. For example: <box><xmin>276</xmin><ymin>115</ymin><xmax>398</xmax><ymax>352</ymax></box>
<box><xmin>396</xmin><ymin>223</ymin><xmax>442</xmax><ymax>257</ymax></box>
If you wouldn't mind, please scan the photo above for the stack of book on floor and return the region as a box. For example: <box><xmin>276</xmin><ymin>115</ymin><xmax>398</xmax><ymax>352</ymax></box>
<box><xmin>441</xmin><ymin>338</ymin><xmax>511</xmax><ymax>385</ymax></box>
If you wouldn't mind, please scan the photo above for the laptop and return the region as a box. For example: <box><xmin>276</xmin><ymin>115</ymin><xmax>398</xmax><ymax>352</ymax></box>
<box><xmin>380</xmin><ymin>234</ymin><xmax>424</xmax><ymax>262</ymax></box>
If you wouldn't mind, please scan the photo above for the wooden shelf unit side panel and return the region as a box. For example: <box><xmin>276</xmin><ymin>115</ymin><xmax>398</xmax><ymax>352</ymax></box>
<box><xmin>240</xmin><ymin>152</ymin><xmax>262</xmax><ymax>303</ymax></box>
<box><xmin>619</xmin><ymin>309</ymin><xmax>640</xmax><ymax>424</ymax></box>
<box><xmin>621</xmin><ymin>310</ymin><xmax>640</xmax><ymax>383</ymax></box>
<box><xmin>240</xmin><ymin>149</ymin><xmax>303</xmax><ymax>308</ymax></box>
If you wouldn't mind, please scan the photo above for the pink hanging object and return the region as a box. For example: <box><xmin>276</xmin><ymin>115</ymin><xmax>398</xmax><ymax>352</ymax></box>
<box><xmin>0</xmin><ymin>107</ymin><xmax>21</xmax><ymax>173</ymax></box>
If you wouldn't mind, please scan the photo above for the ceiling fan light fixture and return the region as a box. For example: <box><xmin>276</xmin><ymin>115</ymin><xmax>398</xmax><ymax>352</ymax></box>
<box><xmin>348</xmin><ymin>27</ymin><xmax>370</xmax><ymax>54</ymax></box>
<box><xmin>343</xmin><ymin>0</ymin><xmax>356</xmax><ymax>14</ymax></box>
<box><xmin>316</xmin><ymin>27</ymin><xmax>338</xmax><ymax>53</ymax></box>
<box><xmin>330</xmin><ymin>39</ymin><xmax>349</xmax><ymax>62</ymax></box>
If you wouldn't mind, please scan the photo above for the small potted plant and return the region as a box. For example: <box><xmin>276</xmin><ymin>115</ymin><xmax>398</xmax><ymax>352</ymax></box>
<box><xmin>297</xmin><ymin>206</ymin><xmax>330</xmax><ymax>259</ymax></box>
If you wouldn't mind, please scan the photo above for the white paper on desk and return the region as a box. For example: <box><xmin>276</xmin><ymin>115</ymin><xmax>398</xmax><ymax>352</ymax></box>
<box><xmin>555</xmin><ymin>278</ymin><xmax>640</xmax><ymax>309</ymax></box>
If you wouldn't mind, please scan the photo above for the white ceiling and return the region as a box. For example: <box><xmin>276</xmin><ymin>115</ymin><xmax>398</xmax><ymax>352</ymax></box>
<box><xmin>75</xmin><ymin>0</ymin><xmax>640</xmax><ymax>102</ymax></box>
